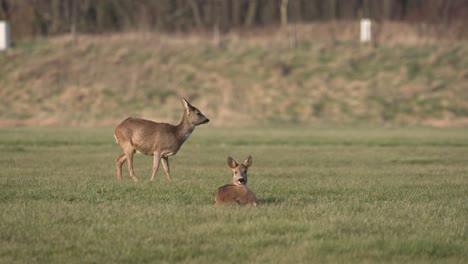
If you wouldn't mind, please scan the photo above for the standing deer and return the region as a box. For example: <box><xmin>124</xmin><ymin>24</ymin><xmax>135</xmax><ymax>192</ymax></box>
<box><xmin>215</xmin><ymin>156</ymin><xmax>258</xmax><ymax>206</ymax></box>
<box><xmin>114</xmin><ymin>98</ymin><xmax>209</xmax><ymax>182</ymax></box>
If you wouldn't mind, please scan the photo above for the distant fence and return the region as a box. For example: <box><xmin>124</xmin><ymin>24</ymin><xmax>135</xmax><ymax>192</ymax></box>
<box><xmin>360</xmin><ymin>19</ymin><xmax>371</xmax><ymax>43</ymax></box>
<box><xmin>0</xmin><ymin>21</ymin><xmax>9</xmax><ymax>50</ymax></box>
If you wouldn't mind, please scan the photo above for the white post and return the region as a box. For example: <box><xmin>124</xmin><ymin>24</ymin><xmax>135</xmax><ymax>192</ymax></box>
<box><xmin>0</xmin><ymin>21</ymin><xmax>10</xmax><ymax>50</ymax></box>
<box><xmin>360</xmin><ymin>19</ymin><xmax>371</xmax><ymax>43</ymax></box>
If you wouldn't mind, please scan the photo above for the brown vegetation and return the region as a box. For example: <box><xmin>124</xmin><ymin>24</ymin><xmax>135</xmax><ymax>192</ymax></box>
<box><xmin>0</xmin><ymin>22</ymin><xmax>467</xmax><ymax>127</ymax></box>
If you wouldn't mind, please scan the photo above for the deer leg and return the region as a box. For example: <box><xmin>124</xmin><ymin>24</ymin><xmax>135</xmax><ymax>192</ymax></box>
<box><xmin>161</xmin><ymin>156</ymin><xmax>171</xmax><ymax>180</ymax></box>
<box><xmin>150</xmin><ymin>152</ymin><xmax>162</xmax><ymax>181</ymax></box>
<box><xmin>116</xmin><ymin>153</ymin><xmax>127</xmax><ymax>181</ymax></box>
<box><xmin>125</xmin><ymin>150</ymin><xmax>138</xmax><ymax>182</ymax></box>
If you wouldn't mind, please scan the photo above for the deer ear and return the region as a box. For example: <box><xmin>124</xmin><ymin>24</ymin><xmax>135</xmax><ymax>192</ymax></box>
<box><xmin>227</xmin><ymin>156</ymin><xmax>238</xmax><ymax>169</ymax></box>
<box><xmin>181</xmin><ymin>98</ymin><xmax>193</xmax><ymax>111</ymax></box>
<box><xmin>243</xmin><ymin>155</ymin><xmax>252</xmax><ymax>168</ymax></box>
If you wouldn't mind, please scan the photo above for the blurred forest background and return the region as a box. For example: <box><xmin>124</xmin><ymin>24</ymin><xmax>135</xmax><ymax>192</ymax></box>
<box><xmin>1</xmin><ymin>0</ymin><xmax>468</xmax><ymax>38</ymax></box>
<box><xmin>0</xmin><ymin>0</ymin><xmax>467</xmax><ymax>127</ymax></box>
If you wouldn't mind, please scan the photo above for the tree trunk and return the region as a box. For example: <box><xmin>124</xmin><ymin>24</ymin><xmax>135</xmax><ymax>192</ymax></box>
<box><xmin>189</xmin><ymin>0</ymin><xmax>203</xmax><ymax>28</ymax></box>
<box><xmin>280</xmin><ymin>0</ymin><xmax>288</xmax><ymax>27</ymax></box>
<box><xmin>231</xmin><ymin>0</ymin><xmax>240</xmax><ymax>27</ymax></box>
<box><xmin>244</xmin><ymin>0</ymin><xmax>257</xmax><ymax>28</ymax></box>
<box><xmin>70</xmin><ymin>0</ymin><xmax>77</xmax><ymax>40</ymax></box>
<box><xmin>382</xmin><ymin>0</ymin><xmax>393</xmax><ymax>20</ymax></box>
<box><xmin>289</xmin><ymin>0</ymin><xmax>302</xmax><ymax>22</ymax></box>
<box><xmin>328</xmin><ymin>0</ymin><xmax>337</xmax><ymax>20</ymax></box>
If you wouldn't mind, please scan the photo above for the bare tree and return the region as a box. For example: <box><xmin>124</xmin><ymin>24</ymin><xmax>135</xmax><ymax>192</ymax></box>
<box><xmin>244</xmin><ymin>0</ymin><xmax>257</xmax><ymax>28</ymax></box>
<box><xmin>280</xmin><ymin>0</ymin><xmax>288</xmax><ymax>27</ymax></box>
<box><xmin>189</xmin><ymin>0</ymin><xmax>203</xmax><ymax>28</ymax></box>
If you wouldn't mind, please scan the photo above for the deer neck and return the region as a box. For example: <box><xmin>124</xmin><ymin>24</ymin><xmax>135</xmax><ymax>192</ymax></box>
<box><xmin>176</xmin><ymin>113</ymin><xmax>195</xmax><ymax>143</ymax></box>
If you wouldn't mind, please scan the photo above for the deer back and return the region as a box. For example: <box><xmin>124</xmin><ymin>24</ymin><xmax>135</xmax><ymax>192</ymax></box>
<box><xmin>115</xmin><ymin>117</ymin><xmax>180</xmax><ymax>155</ymax></box>
<box><xmin>114</xmin><ymin>98</ymin><xmax>208</xmax><ymax>157</ymax></box>
<box><xmin>215</xmin><ymin>184</ymin><xmax>257</xmax><ymax>206</ymax></box>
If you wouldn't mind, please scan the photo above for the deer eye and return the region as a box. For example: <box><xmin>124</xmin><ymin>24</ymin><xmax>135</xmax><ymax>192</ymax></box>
<box><xmin>234</xmin><ymin>171</ymin><xmax>238</xmax><ymax>174</ymax></box>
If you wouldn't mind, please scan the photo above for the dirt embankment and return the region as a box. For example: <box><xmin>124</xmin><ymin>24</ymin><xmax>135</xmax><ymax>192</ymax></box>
<box><xmin>1</xmin><ymin>25</ymin><xmax>467</xmax><ymax>127</ymax></box>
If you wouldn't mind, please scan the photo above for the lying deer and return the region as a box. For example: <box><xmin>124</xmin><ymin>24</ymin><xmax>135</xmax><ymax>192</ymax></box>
<box><xmin>215</xmin><ymin>156</ymin><xmax>258</xmax><ymax>206</ymax></box>
<box><xmin>114</xmin><ymin>98</ymin><xmax>209</xmax><ymax>182</ymax></box>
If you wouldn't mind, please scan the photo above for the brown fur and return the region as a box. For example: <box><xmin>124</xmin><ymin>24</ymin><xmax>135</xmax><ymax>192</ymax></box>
<box><xmin>215</xmin><ymin>156</ymin><xmax>258</xmax><ymax>206</ymax></box>
<box><xmin>114</xmin><ymin>98</ymin><xmax>209</xmax><ymax>182</ymax></box>
<box><xmin>215</xmin><ymin>184</ymin><xmax>257</xmax><ymax>206</ymax></box>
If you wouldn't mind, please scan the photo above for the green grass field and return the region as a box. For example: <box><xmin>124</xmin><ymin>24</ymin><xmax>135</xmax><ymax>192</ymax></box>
<box><xmin>1</xmin><ymin>127</ymin><xmax>467</xmax><ymax>263</ymax></box>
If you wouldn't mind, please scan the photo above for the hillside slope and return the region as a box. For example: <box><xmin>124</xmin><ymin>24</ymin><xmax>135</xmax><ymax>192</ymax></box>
<box><xmin>1</xmin><ymin>32</ymin><xmax>467</xmax><ymax>127</ymax></box>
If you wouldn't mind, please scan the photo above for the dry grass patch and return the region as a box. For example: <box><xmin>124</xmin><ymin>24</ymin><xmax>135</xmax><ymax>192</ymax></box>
<box><xmin>1</xmin><ymin>26</ymin><xmax>467</xmax><ymax>127</ymax></box>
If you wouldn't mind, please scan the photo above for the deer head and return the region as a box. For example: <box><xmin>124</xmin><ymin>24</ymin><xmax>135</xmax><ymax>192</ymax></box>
<box><xmin>182</xmin><ymin>98</ymin><xmax>209</xmax><ymax>126</ymax></box>
<box><xmin>227</xmin><ymin>156</ymin><xmax>252</xmax><ymax>186</ymax></box>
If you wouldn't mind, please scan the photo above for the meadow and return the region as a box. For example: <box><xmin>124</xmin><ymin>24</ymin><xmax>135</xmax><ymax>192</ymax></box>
<box><xmin>0</xmin><ymin>126</ymin><xmax>467</xmax><ymax>263</ymax></box>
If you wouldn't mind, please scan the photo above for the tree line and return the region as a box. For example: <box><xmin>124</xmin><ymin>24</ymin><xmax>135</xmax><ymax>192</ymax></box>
<box><xmin>1</xmin><ymin>0</ymin><xmax>467</xmax><ymax>39</ymax></box>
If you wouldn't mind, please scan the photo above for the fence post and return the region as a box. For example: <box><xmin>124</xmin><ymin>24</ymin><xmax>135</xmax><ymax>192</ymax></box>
<box><xmin>360</xmin><ymin>19</ymin><xmax>371</xmax><ymax>43</ymax></box>
<box><xmin>0</xmin><ymin>21</ymin><xmax>10</xmax><ymax>50</ymax></box>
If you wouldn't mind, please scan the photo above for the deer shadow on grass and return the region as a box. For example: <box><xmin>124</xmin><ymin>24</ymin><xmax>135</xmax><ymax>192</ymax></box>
<box><xmin>258</xmin><ymin>196</ymin><xmax>287</xmax><ymax>205</ymax></box>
